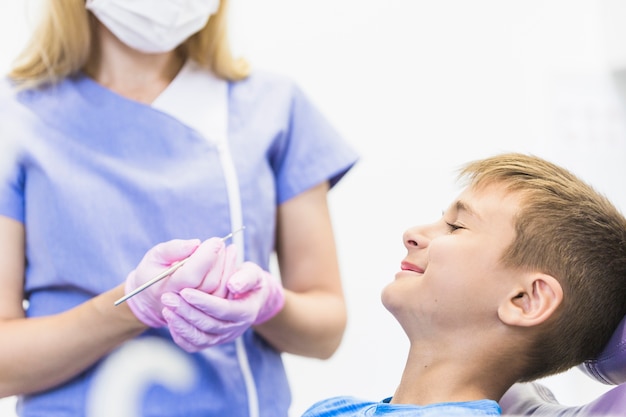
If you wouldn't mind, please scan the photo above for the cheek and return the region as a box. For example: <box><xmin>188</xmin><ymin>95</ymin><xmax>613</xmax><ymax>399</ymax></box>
<box><xmin>428</xmin><ymin>244</ymin><xmax>506</xmax><ymax>313</ymax></box>
<box><xmin>426</xmin><ymin>237</ymin><xmax>449</xmax><ymax>260</ymax></box>
<box><xmin>425</xmin><ymin>242</ymin><xmax>486</xmax><ymax>301</ymax></box>
<box><xmin>428</xmin><ymin>238</ymin><xmax>486</xmax><ymax>278</ymax></box>
<box><xmin>427</xmin><ymin>240</ymin><xmax>464</xmax><ymax>278</ymax></box>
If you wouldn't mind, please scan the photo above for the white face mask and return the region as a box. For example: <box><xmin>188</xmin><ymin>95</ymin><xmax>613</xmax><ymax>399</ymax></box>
<box><xmin>86</xmin><ymin>0</ymin><xmax>220</xmax><ymax>54</ymax></box>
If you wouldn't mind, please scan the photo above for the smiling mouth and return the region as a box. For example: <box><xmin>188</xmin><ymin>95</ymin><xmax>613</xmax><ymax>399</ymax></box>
<box><xmin>400</xmin><ymin>261</ymin><xmax>424</xmax><ymax>274</ymax></box>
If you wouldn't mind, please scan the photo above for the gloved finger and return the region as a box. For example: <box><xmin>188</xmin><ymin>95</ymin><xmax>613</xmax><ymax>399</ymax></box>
<box><xmin>226</xmin><ymin>262</ymin><xmax>262</xmax><ymax>296</ymax></box>
<box><xmin>150</xmin><ymin>239</ymin><xmax>202</xmax><ymax>264</ymax></box>
<box><xmin>162</xmin><ymin>308</ymin><xmax>214</xmax><ymax>352</ymax></box>
<box><xmin>162</xmin><ymin>292</ymin><xmax>237</xmax><ymax>333</ymax></box>
<box><xmin>141</xmin><ymin>239</ymin><xmax>201</xmax><ymax>271</ymax></box>
<box><xmin>169</xmin><ymin>237</ymin><xmax>225</xmax><ymax>291</ymax></box>
<box><xmin>162</xmin><ymin>292</ymin><xmax>249</xmax><ymax>350</ymax></box>
<box><xmin>179</xmin><ymin>287</ymin><xmax>261</xmax><ymax>323</ymax></box>
<box><xmin>201</xmin><ymin>243</ymin><xmax>238</xmax><ymax>297</ymax></box>
<box><xmin>126</xmin><ymin>238</ymin><xmax>201</xmax><ymax>329</ymax></box>
<box><xmin>164</xmin><ymin>306</ymin><xmax>246</xmax><ymax>348</ymax></box>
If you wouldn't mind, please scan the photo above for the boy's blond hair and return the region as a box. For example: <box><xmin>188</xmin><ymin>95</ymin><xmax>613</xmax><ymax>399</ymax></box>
<box><xmin>9</xmin><ymin>0</ymin><xmax>249</xmax><ymax>89</ymax></box>
<box><xmin>460</xmin><ymin>153</ymin><xmax>626</xmax><ymax>381</ymax></box>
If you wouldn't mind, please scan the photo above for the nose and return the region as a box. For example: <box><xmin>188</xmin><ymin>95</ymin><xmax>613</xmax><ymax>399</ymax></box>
<box><xmin>403</xmin><ymin>225</ymin><xmax>430</xmax><ymax>250</ymax></box>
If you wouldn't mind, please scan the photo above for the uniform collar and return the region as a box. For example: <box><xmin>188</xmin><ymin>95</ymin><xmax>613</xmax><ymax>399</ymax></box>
<box><xmin>151</xmin><ymin>59</ymin><xmax>228</xmax><ymax>145</ymax></box>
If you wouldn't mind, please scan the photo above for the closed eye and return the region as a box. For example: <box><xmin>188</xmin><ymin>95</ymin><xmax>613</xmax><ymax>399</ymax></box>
<box><xmin>446</xmin><ymin>222</ymin><xmax>464</xmax><ymax>232</ymax></box>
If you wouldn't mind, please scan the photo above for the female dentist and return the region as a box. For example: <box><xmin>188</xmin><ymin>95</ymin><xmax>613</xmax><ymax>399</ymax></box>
<box><xmin>0</xmin><ymin>0</ymin><xmax>358</xmax><ymax>416</ymax></box>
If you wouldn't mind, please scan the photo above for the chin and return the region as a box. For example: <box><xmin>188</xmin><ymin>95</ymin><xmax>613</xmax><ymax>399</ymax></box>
<box><xmin>380</xmin><ymin>283</ymin><xmax>397</xmax><ymax>313</ymax></box>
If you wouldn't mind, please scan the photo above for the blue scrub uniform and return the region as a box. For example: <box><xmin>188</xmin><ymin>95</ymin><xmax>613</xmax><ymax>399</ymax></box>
<box><xmin>0</xmin><ymin>69</ymin><xmax>358</xmax><ymax>417</ymax></box>
<box><xmin>302</xmin><ymin>396</ymin><xmax>501</xmax><ymax>416</ymax></box>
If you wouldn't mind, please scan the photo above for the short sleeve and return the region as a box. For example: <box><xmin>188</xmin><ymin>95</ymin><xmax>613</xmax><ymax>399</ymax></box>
<box><xmin>272</xmin><ymin>84</ymin><xmax>358</xmax><ymax>204</ymax></box>
<box><xmin>0</xmin><ymin>92</ymin><xmax>27</xmax><ymax>223</ymax></box>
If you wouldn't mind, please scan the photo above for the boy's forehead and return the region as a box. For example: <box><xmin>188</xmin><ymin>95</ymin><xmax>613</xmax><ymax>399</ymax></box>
<box><xmin>461</xmin><ymin>181</ymin><xmax>521</xmax><ymax>200</ymax></box>
<box><xmin>452</xmin><ymin>184</ymin><xmax>522</xmax><ymax>219</ymax></box>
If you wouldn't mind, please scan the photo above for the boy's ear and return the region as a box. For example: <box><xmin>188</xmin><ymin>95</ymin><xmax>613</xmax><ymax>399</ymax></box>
<box><xmin>498</xmin><ymin>273</ymin><xmax>563</xmax><ymax>327</ymax></box>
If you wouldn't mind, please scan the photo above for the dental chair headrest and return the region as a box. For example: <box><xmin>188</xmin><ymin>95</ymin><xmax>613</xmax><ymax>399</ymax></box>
<box><xmin>579</xmin><ymin>315</ymin><xmax>626</xmax><ymax>385</ymax></box>
<box><xmin>500</xmin><ymin>315</ymin><xmax>626</xmax><ymax>416</ymax></box>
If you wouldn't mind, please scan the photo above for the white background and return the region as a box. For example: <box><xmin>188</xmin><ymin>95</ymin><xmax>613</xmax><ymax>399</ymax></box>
<box><xmin>1</xmin><ymin>1</ymin><xmax>626</xmax><ymax>416</ymax></box>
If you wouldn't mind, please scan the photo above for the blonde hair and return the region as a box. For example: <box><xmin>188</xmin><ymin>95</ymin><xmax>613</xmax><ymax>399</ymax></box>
<box><xmin>9</xmin><ymin>0</ymin><xmax>249</xmax><ymax>89</ymax></box>
<box><xmin>460</xmin><ymin>153</ymin><xmax>626</xmax><ymax>381</ymax></box>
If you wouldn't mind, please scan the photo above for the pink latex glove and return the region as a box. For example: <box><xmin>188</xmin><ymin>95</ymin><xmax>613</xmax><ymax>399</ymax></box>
<box><xmin>161</xmin><ymin>248</ymin><xmax>285</xmax><ymax>352</ymax></box>
<box><xmin>125</xmin><ymin>237</ymin><xmax>227</xmax><ymax>327</ymax></box>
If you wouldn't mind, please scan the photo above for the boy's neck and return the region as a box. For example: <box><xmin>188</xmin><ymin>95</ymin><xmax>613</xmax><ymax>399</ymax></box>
<box><xmin>390</xmin><ymin>342</ymin><xmax>516</xmax><ymax>406</ymax></box>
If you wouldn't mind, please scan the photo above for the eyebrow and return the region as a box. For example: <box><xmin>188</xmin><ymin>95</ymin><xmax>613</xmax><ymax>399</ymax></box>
<box><xmin>455</xmin><ymin>200</ymin><xmax>481</xmax><ymax>221</ymax></box>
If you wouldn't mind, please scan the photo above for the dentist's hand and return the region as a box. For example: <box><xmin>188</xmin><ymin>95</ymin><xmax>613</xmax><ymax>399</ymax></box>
<box><xmin>161</xmin><ymin>250</ymin><xmax>285</xmax><ymax>352</ymax></box>
<box><xmin>125</xmin><ymin>237</ymin><xmax>226</xmax><ymax>327</ymax></box>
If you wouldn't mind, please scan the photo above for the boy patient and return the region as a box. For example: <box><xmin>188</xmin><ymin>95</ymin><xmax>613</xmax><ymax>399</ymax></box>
<box><xmin>303</xmin><ymin>153</ymin><xmax>626</xmax><ymax>416</ymax></box>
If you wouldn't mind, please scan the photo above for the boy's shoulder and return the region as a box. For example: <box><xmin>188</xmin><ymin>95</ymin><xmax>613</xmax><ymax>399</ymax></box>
<box><xmin>302</xmin><ymin>396</ymin><xmax>501</xmax><ymax>416</ymax></box>
<box><xmin>301</xmin><ymin>396</ymin><xmax>379</xmax><ymax>416</ymax></box>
